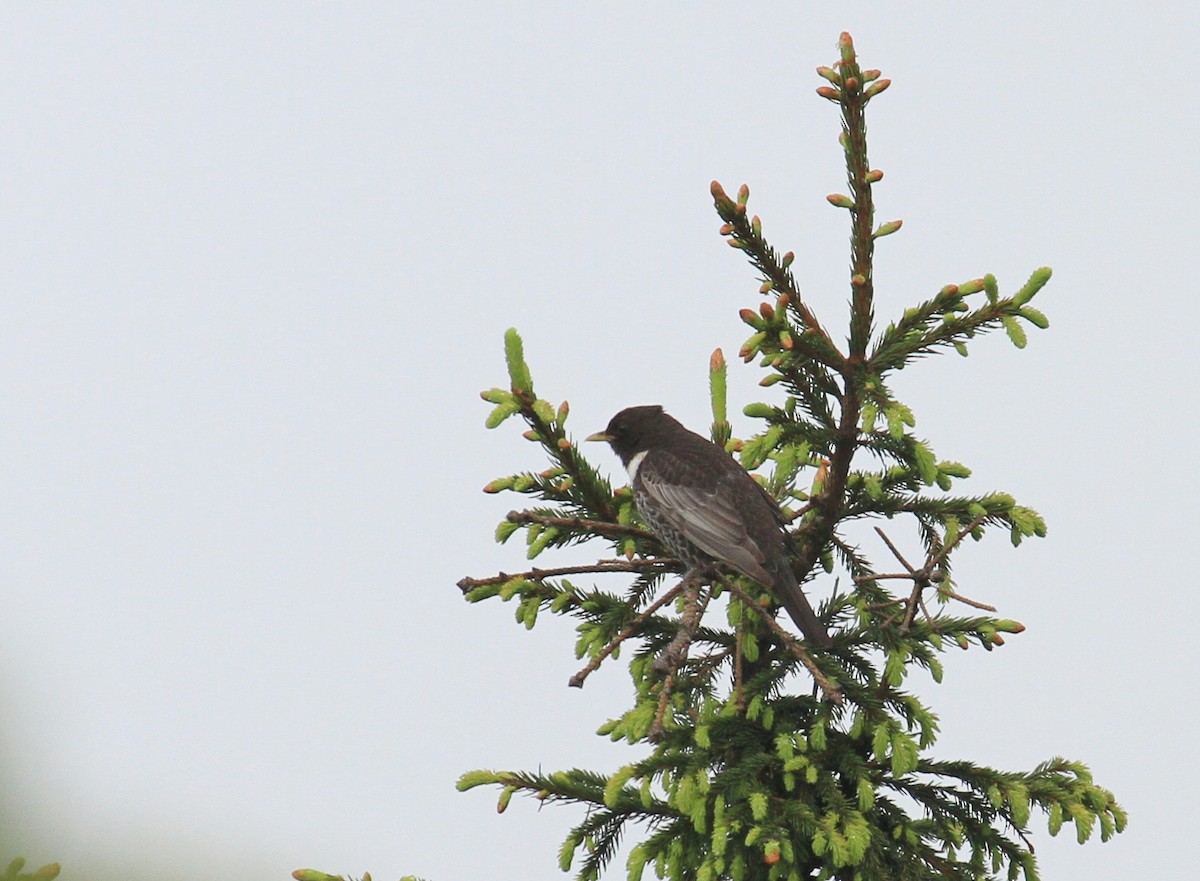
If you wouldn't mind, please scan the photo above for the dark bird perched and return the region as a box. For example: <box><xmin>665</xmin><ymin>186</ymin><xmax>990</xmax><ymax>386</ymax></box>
<box><xmin>587</xmin><ymin>405</ymin><xmax>832</xmax><ymax>647</ymax></box>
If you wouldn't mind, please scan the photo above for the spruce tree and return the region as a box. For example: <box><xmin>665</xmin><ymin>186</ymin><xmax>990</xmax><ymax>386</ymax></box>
<box><xmin>450</xmin><ymin>32</ymin><xmax>1124</xmax><ymax>881</ymax></box>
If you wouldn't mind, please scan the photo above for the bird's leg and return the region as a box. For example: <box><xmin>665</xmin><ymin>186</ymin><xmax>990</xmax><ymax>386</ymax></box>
<box><xmin>646</xmin><ymin>568</ymin><xmax>712</xmax><ymax>742</ymax></box>
<box><xmin>647</xmin><ymin>669</ymin><xmax>676</xmax><ymax>743</ymax></box>
<box><xmin>652</xmin><ymin>567</ymin><xmax>706</xmax><ymax>675</ymax></box>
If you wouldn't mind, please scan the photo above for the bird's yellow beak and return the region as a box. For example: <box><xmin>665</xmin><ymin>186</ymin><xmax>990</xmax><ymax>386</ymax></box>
<box><xmin>586</xmin><ymin>431</ymin><xmax>613</xmax><ymax>443</ymax></box>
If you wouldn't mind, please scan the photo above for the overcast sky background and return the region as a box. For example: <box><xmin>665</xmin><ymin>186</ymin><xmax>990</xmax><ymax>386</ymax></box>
<box><xmin>2</xmin><ymin>4</ymin><xmax>1197</xmax><ymax>880</ymax></box>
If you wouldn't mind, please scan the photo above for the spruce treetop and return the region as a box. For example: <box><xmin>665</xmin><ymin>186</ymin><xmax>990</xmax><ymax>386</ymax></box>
<box><xmin>447</xmin><ymin>32</ymin><xmax>1122</xmax><ymax>881</ymax></box>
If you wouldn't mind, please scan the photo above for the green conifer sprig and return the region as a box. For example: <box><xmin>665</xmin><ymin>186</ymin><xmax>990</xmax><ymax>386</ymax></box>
<box><xmin>871</xmin><ymin>269</ymin><xmax>1053</xmax><ymax>372</ymax></box>
<box><xmin>0</xmin><ymin>858</ymin><xmax>59</xmax><ymax>881</ymax></box>
<box><xmin>482</xmin><ymin>329</ymin><xmax>619</xmax><ymax>527</ymax></box>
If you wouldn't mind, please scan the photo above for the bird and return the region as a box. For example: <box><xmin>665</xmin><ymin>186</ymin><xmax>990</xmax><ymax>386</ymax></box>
<box><xmin>587</xmin><ymin>405</ymin><xmax>832</xmax><ymax>646</ymax></box>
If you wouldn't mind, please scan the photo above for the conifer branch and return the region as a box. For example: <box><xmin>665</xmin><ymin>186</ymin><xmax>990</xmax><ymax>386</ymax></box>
<box><xmin>504</xmin><ymin>509</ymin><xmax>655</xmax><ymax>543</ymax></box>
<box><xmin>712</xmin><ymin>183</ymin><xmax>844</xmax><ymax>370</ymax></box>
<box><xmin>568</xmin><ymin>582</ymin><xmax>687</xmax><ymax>688</ymax></box>
<box><xmin>510</xmin><ymin>387</ymin><xmax>618</xmax><ymax>523</ymax></box>
<box><xmin>457</xmin><ymin>558</ymin><xmax>667</xmax><ymax>593</ymax></box>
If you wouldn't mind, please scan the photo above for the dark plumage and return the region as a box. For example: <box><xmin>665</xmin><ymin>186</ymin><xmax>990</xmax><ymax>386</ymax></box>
<box><xmin>588</xmin><ymin>405</ymin><xmax>831</xmax><ymax>646</ymax></box>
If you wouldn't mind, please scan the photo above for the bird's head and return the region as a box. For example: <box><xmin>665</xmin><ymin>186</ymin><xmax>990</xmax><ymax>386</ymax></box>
<box><xmin>586</xmin><ymin>405</ymin><xmax>675</xmax><ymax>463</ymax></box>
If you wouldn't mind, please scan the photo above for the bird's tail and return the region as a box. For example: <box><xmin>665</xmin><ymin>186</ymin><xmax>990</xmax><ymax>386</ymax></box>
<box><xmin>774</xmin><ymin>566</ymin><xmax>832</xmax><ymax>647</ymax></box>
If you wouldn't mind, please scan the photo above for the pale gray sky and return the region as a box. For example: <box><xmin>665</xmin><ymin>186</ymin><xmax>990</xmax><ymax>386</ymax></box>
<box><xmin>2</xmin><ymin>4</ymin><xmax>1196</xmax><ymax>880</ymax></box>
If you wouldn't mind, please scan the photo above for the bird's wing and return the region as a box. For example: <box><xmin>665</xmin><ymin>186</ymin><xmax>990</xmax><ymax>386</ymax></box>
<box><xmin>635</xmin><ymin>461</ymin><xmax>774</xmax><ymax>584</ymax></box>
<box><xmin>638</xmin><ymin>449</ymin><xmax>833</xmax><ymax>646</ymax></box>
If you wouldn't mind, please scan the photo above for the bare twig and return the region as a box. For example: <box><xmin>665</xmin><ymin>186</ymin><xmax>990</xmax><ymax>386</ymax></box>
<box><xmin>937</xmin><ymin>587</ymin><xmax>996</xmax><ymax>612</ymax></box>
<box><xmin>856</xmin><ymin>572</ymin><xmax>921</xmax><ymax>583</ymax></box>
<box><xmin>859</xmin><ymin>517</ymin><xmax>998</xmax><ymax>632</ymax></box>
<box><xmin>928</xmin><ymin>514</ymin><xmax>987</xmax><ymax>568</ymax></box>
<box><xmin>783</xmin><ymin>501</ymin><xmax>815</xmax><ymax>524</ymax></box>
<box><xmin>911</xmin><ymin>590</ymin><xmax>933</xmax><ymax>630</ymax></box>
<box><xmin>874</xmin><ymin>526</ymin><xmax>917</xmax><ymax>574</ymax></box>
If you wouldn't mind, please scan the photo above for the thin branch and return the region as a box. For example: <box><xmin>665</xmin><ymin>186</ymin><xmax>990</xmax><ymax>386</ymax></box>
<box><xmin>858</xmin><ymin>519</ymin><xmax>999</xmax><ymax>631</ymax></box>
<box><xmin>874</xmin><ymin>525</ymin><xmax>917</xmax><ymax>574</ymax></box>
<box><xmin>927</xmin><ymin>514</ymin><xmax>988</xmax><ymax>568</ymax></box>
<box><xmin>910</xmin><ymin>590</ymin><xmax>932</xmax><ymax>631</ymax></box>
<box><xmin>937</xmin><ymin>587</ymin><xmax>997</xmax><ymax>612</ymax></box>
